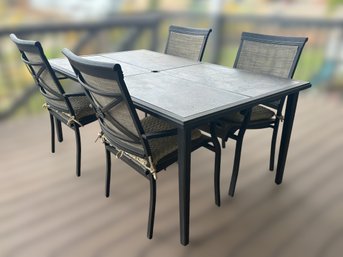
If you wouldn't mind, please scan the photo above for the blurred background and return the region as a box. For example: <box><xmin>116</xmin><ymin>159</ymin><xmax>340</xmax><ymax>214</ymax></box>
<box><xmin>1</xmin><ymin>0</ymin><xmax>343</xmax><ymax>118</ymax></box>
<box><xmin>1</xmin><ymin>1</ymin><xmax>343</xmax><ymax>257</ymax></box>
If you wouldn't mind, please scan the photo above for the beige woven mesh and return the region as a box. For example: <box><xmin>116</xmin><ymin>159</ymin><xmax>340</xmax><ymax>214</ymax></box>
<box><xmin>81</xmin><ymin>73</ymin><xmax>145</xmax><ymax>154</ymax></box>
<box><xmin>165</xmin><ymin>31</ymin><xmax>205</xmax><ymax>61</ymax></box>
<box><xmin>236</xmin><ymin>40</ymin><xmax>298</xmax><ymax>78</ymax></box>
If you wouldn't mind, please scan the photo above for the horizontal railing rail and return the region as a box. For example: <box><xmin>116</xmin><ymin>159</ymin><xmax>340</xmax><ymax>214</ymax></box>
<box><xmin>1</xmin><ymin>12</ymin><xmax>342</xmax><ymax>120</ymax></box>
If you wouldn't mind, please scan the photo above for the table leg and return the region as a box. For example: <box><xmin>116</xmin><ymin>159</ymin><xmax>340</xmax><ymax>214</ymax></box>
<box><xmin>177</xmin><ymin>127</ymin><xmax>191</xmax><ymax>246</ymax></box>
<box><xmin>275</xmin><ymin>92</ymin><xmax>299</xmax><ymax>185</ymax></box>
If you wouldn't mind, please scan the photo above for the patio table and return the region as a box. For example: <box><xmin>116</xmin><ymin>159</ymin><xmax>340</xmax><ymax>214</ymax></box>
<box><xmin>50</xmin><ymin>49</ymin><xmax>311</xmax><ymax>245</ymax></box>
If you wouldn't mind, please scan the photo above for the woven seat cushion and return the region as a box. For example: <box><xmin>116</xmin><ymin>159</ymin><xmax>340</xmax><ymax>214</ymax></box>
<box><xmin>47</xmin><ymin>93</ymin><xmax>94</xmax><ymax>120</ymax></box>
<box><xmin>224</xmin><ymin>105</ymin><xmax>275</xmax><ymax>123</ymax></box>
<box><xmin>67</xmin><ymin>95</ymin><xmax>95</xmax><ymax>120</ymax></box>
<box><xmin>141</xmin><ymin>116</ymin><xmax>202</xmax><ymax>164</ymax></box>
<box><xmin>37</xmin><ymin>71</ymin><xmax>94</xmax><ymax>120</ymax></box>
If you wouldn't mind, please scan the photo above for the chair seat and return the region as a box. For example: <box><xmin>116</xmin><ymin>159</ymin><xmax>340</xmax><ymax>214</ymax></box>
<box><xmin>48</xmin><ymin>93</ymin><xmax>95</xmax><ymax>121</ymax></box>
<box><xmin>68</xmin><ymin>95</ymin><xmax>95</xmax><ymax>120</ymax></box>
<box><xmin>223</xmin><ymin>105</ymin><xmax>275</xmax><ymax>123</ymax></box>
<box><xmin>141</xmin><ymin>116</ymin><xmax>202</xmax><ymax>165</ymax></box>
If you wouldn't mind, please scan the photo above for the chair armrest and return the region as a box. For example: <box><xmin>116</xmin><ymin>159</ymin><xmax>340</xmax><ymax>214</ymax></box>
<box><xmin>142</xmin><ymin>128</ymin><xmax>178</xmax><ymax>140</ymax></box>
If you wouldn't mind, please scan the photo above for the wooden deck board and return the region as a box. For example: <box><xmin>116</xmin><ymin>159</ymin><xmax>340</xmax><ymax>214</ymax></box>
<box><xmin>0</xmin><ymin>92</ymin><xmax>342</xmax><ymax>257</ymax></box>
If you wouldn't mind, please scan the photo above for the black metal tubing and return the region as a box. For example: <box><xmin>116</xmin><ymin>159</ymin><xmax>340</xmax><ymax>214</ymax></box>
<box><xmin>64</xmin><ymin>49</ymin><xmax>221</xmax><ymax>242</ymax></box>
<box><xmin>55</xmin><ymin>118</ymin><xmax>63</xmax><ymax>142</ymax></box>
<box><xmin>228</xmin><ymin>109</ymin><xmax>252</xmax><ymax>197</ymax></box>
<box><xmin>210</xmin><ymin>123</ymin><xmax>221</xmax><ymax>207</ymax></box>
<box><xmin>269</xmin><ymin>118</ymin><xmax>279</xmax><ymax>171</ymax></box>
<box><xmin>213</xmin><ymin>32</ymin><xmax>309</xmax><ymax>197</ymax></box>
<box><xmin>147</xmin><ymin>175</ymin><xmax>156</xmax><ymax>239</ymax></box>
<box><xmin>275</xmin><ymin>92</ymin><xmax>299</xmax><ymax>184</ymax></box>
<box><xmin>50</xmin><ymin>114</ymin><xmax>55</xmax><ymax>153</ymax></box>
<box><xmin>105</xmin><ymin>148</ymin><xmax>111</xmax><ymax>198</ymax></box>
<box><xmin>177</xmin><ymin>126</ymin><xmax>192</xmax><ymax>245</ymax></box>
<box><xmin>10</xmin><ymin>34</ymin><xmax>96</xmax><ymax>178</ymax></box>
<box><xmin>74</xmin><ymin>126</ymin><xmax>81</xmax><ymax>177</ymax></box>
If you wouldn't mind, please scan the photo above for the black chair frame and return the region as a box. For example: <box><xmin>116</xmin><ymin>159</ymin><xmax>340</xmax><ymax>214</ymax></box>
<box><xmin>219</xmin><ymin>32</ymin><xmax>308</xmax><ymax>197</ymax></box>
<box><xmin>10</xmin><ymin>34</ymin><xmax>96</xmax><ymax>177</ymax></box>
<box><xmin>63</xmin><ymin>48</ymin><xmax>221</xmax><ymax>239</ymax></box>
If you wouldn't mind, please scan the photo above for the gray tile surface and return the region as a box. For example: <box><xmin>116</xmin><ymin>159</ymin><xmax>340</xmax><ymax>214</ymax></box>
<box><xmin>50</xmin><ymin>55</ymin><xmax>148</xmax><ymax>78</ymax></box>
<box><xmin>164</xmin><ymin>63</ymin><xmax>306</xmax><ymax>97</ymax></box>
<box><xmin>125</xmin><ymin>72</ymin><xmax>248</xmax><ymax>119</ymax></box>
<box><xmin>50</xmin><ymin>50</ymin><xmax>310</xmax><ymax>125</ymax></box>
<box><xmin>101</xmin><ymin>49</ymin><xmax>198</xmax><ymax>71</ymax></box>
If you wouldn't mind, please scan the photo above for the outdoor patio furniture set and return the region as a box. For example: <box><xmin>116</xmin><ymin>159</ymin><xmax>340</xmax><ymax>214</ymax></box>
<box><xmin>10</xmin><ymin>25</ymin><xmax>310</xmax><ymax>245</ymax></box>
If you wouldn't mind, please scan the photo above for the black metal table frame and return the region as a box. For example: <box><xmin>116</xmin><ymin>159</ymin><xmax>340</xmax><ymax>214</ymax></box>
<box><xmin>51</xmin><ymin>50</ymin><xmax>311</xmax><ymax>246</ymax></box>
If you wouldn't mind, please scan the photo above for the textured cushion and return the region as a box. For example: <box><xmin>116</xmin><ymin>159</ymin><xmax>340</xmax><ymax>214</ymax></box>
<box><xmin>47</xmin><ymin>94</ymin><xmax>94</xmax><ymax>120</ymax></box>
<box><xmin>224</xmin><ymin>105</ymin><xmax>275</xmax><ymax>123</ymax></box>
<box><xmin>67</xmin><ymin>95</ymin><xmax>95</xmax><ymax>120</ymax></box>
<box><xmin>141</xmin><ymin>116</ymin><xmax>202</xmax><ymax>164</ymax></box>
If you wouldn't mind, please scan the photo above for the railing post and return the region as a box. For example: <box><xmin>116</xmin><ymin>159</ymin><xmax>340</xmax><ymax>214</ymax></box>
<box><xmin>211</xmin><ymin>14</ymin><xmax>224</xmax><ymax>64</ymax></box>
<box><xmin>150</xmin><ymin>18</ymin><xmax>160</xmax><ymax>51</ymax></box>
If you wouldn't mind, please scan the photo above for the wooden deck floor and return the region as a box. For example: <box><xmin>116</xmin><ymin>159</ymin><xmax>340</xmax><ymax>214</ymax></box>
<box><xmin>0</xmin><ymin>92</ymin><xmax>343</xmax><ymax>257</ymax></box>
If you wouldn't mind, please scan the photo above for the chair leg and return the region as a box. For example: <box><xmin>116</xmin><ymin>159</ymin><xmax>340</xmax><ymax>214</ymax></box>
<box><xmin>269</xmin><ymin>120</ymin><xmax>280</xmax><ymax>171</ymax></box>
<box><xmin>74</xmin><ymin>126</ymin><xmax>81</xmax><ymax>177</ymax></box>
<box><xmin>228</xmin><ymin>109</ymin><xmax>251</xmax><ymax>197</ymax></box>
<box><xmin>55</xmin><ymin>118</ymin><xmax>63</xmax><ymax>142</ymax></box>
<box><xmin>49</xmin><ymin>114</ymin><xmax>55</xmax><ymax>153</ymax></box>
<box><xmin>210</xmin><ymin>123</ymin><xmax>221</xmax><ymax>207</ymax></box>
<box><xmin>228</xmin><ymin>136</ymin><xmax>244</xmax><ymax>197</ymax></box>
<box><xmin>214</xmin><ymin>142</ymin><xmax>221</xmax><ymax>206</ymax></box>
<box><xmin>147</xmin><ymin>175</ymin><xmax>156</xmax><ymax>239</ymax></box>
<box><xmin>105</xmin><ymin>148</ymin><xmax>111</xmax><ymax>197</ymax></box>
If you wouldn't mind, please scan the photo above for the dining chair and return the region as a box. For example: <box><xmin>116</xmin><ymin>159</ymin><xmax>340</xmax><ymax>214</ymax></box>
<box><xmin>214</xmin><ymin>32</ymin><xmax>308</xmax><ymax>197</ymax></box>
<box><xmin>62</xmin><ymin>48</ymin><xmax>221</xmax><ymax>239</ymax></box>
<box><xmin>165</xmin><ymin>25</ymin><xmax>212</xmax><ymax>61</ymax></box>
<box><xmin>10</xmin><ymin>34</ymin><xmax>96</xmax><ymax>177</ymax></box>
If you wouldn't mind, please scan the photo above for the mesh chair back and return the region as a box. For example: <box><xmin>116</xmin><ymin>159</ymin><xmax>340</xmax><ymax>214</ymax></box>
<box><xmin>62</xmin><ymin>49</ymin><xmax>150</xmax><ymax>158</ymax></box>
<box><xmin>164</xmin><ymin>25</ymin><xmax>212</xmax><ymax>61</ymax></box>
<box><xmin>10</xmin><ymin>34</ymin><xmax>72</xmax><ymax>114</ymax></box>
<box><xmin>234</xmin><ymin>32</ymin><xmax>308</xmax><ymax>79</ymax></box>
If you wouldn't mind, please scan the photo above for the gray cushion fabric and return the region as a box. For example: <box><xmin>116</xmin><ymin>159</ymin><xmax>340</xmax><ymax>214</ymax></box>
<box><xmin>45</xmin><ymin>80</ymin><xmax>94</xmax><ymax>120</ymax></box>
<box><xmin>66</xmin><ymin>95</ymin><xmax>95</xmax><ymax>119</ymax></box>
<box><xmin>223</xmin><ymin>105</ymin><xmax>275</xmax><ymax>123</ymax></box>
<box><xmin>141</xmin><ymin>115</ymin><xmax>202</xmax><ymax>164</ymax></box>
